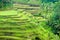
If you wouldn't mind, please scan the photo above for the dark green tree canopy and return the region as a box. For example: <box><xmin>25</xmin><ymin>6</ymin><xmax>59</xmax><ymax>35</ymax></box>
<box><xmin>41</xmin><ymin>0</ymin><xmax>59</xmax><ymax>3</ymax></box>
<box><xmin>0</xmin><ymin>0</ymin><xmax>12</xmax><ymax>10</ymax></box>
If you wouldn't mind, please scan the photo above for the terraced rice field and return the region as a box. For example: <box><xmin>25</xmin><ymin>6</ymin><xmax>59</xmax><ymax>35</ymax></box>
<box><xmin>0</xmin><ymin>2</ymin><xmax>60</xmax><ymax>40</ymax></box>
<box><xmin>13</xmin><ymin>3</ymin><xmax>40</xmax><ymax>14</ymax></box>
<box><xmin>0</xmin><ymin>10</ymin><xmax>59</xmax><ymax>40</ymax></box>
<box><xmin>0</xmin><ymin>10</ymin><xmax>43</xmax><ymax>40</ymax></box>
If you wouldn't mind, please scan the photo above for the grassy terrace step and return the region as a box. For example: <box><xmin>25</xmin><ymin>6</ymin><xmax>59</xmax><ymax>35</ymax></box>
<box><xmin>0</xmin><ymin>36</ymin><xmax>22</xmax><ymax>40</ymax></box>
<box><xmin>0</xmin><ymin>30</ymin><xmax>35</xmax><ymax>34</ymax></box>
<box><xmin>0</xmin><ymin>26</ymin><xmax>37</xmax><ymax>30</ymax></box>
<box><xmin>0</xmin><ymin>30</ymin><xmax>33</xmax><ymax>35</ymax></box>
<box><xmin>0</xmin><ymin>16</ymin><xmax>20</xmax><ymax>18</ymax></box>
<box><xmin>0</xmin><ymin>10</ymin><xmax>17</xmax><ymax>15</ymax></box>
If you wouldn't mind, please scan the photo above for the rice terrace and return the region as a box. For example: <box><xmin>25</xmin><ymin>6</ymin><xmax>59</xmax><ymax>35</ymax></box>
<box><xmin>0</xmin><ymin>0</ymin><xmax>60</xmax><ymax>40</ymax></box>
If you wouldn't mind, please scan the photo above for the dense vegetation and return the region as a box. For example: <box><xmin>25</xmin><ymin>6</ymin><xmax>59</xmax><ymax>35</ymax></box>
<box><xmin>0</xmin><ymin>0</ymin><xmax>60</xmax><ymax>40</ymax></box>
<box><xmin>0</xmin><ymin>0</ymin><xmax>12</xmax><ymax>10</ymax></box>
